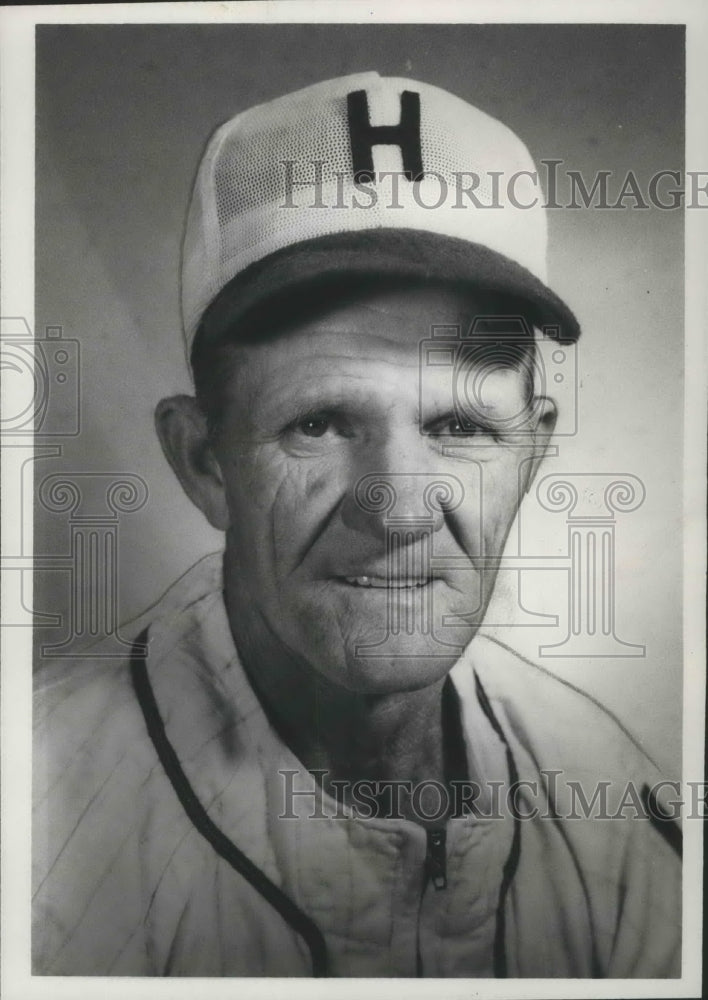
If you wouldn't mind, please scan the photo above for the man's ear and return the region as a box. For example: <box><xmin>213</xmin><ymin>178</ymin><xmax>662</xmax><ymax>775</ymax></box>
<box><xmin>154</xmin><ymin>395</ymin><xmax>230</xmax><ymax>531</ymax></box>
<box><xmin>524</xmin><ymin>395</ymin><xmax>558</xmax><ymax>491</ymax></box>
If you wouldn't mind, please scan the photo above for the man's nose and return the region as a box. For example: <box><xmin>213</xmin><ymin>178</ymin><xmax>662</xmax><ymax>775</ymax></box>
<box><xmin>339</xmin><ymin>438</ymin><xmax>464</xmax><ymax>541</ymax></box>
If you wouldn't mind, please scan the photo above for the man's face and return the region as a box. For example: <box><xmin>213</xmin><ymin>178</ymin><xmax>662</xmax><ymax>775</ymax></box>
<box><xmin>210</xmin><ymin>283</ymin><xmax>549</xmax><ymax>695</ymax></box>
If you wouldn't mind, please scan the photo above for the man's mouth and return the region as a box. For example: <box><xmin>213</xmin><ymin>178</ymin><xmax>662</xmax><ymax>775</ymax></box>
<box><xmin>341</xmin><ymin>575</ymin><xmax>432</xmax><ymax>589</ymax></box>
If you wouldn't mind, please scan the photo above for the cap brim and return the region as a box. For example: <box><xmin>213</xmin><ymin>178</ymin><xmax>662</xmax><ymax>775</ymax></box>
<box><xmin>194</xmin><ymin>228</ymin><xmax>580</xmax><ymax>355</ymax></box>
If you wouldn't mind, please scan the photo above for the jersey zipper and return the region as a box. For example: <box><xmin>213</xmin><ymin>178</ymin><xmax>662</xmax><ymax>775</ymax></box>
<box><xmin>417</xmin><ymin>827</ymin><xmax>448</xmax><ymax>975</ymax></box>
<box><xmin>425</xmin><ymin>828</ymin><xmax>447</xmax><ymax>890</ymax></box>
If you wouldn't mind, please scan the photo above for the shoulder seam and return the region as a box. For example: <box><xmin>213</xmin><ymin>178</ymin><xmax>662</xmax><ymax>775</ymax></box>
<box><xmin>475</xmin><ymin>634</ymin><xmax>661</xmax><ymax>773</ymax></box>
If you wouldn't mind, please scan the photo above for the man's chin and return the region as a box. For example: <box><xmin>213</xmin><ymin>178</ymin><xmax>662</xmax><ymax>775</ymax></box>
<box><xmin>281</xmin><ymin>583</ymin><xmax>482</xmax><ymax>692</ymax></box>
<box><xmin>336</xmin><ymin>620</ymin><xmax>478</xmax><ymax>694</ymax></box>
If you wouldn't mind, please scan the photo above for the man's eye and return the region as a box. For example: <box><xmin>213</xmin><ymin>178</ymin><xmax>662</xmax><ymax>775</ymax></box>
<box><xmin>427</xmin><ymin>416</ymin><xmax>482</xmax><ymax>437</ymax></box>
<box><xmin>297</xmin><ymin>414</ymin><xmax>331</xmax><ymax>438</ymax></box>
<box><xmin>447</xmin><ymin>419</ymin><xmax>475</xmax><ymax>436</ymax></box>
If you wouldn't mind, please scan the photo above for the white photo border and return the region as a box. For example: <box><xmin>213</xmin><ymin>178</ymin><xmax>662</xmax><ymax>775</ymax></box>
<box><xmin>1</xmin><ymin>2</ymin><xmax>705</xmax><ymax>998</ymax></box>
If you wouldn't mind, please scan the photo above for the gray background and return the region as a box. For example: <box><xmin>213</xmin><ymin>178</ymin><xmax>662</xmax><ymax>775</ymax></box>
<box><xmin>34</xmin><ymin>23</ymin><xmax>684</xmax><ymax>774</ymax></box>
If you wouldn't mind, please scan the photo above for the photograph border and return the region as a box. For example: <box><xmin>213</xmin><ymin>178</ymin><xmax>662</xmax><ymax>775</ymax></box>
<box><xmin>1</xmin><ymin>2</ymin><xmax>705</xmax><ymax>998</ymax></box>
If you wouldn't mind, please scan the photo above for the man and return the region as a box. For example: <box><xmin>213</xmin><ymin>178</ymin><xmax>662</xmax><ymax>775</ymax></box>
<box><xmin>33</xmin><ymin>72</ymin><xmax>681</xmax><ymax>977</ymax></box>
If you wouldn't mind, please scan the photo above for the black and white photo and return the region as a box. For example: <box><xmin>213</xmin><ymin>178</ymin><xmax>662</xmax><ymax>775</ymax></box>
<box><xmin>0</xmin><ymin>4</ymin><xmax>705</xmax><ymax>996</ymax></box>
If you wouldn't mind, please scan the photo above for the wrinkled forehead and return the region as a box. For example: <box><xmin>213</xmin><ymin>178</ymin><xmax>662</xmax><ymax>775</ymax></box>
<box><xmin>209</xmin><ymin>280</ymin><xmax>539</xmax><ymax>418</ymax></box>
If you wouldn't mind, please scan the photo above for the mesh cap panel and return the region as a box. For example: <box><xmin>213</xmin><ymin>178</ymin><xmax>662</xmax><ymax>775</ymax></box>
<box><xmin>182</xmin><ymin>72</ymin><xmax>558</xmax><ymax>351</ymax></box>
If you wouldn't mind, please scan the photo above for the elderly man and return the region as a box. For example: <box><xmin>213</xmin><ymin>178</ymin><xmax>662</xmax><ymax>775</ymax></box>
<box><xmin>33</xmin><ymin>73</ymin><xmax>680</xmax><ymax>978</ymax></box>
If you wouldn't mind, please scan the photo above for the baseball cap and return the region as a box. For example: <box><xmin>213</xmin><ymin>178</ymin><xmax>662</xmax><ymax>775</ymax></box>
<box><xmin>182</xmin><ymin>71</ymin><xmax>580</xmax><ymax>356</ymax></box>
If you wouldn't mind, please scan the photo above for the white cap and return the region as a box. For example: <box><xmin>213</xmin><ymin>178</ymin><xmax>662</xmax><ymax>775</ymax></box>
<box><xmin>182</xmin><ymin>71</ymin><xmax>579</xmax><ymax>354</ymax></box>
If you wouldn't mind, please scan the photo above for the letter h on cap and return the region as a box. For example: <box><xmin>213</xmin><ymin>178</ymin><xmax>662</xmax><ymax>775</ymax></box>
<box><xmin>347</xmin><ymin>89</ymin><xmax>424</xmax><ymax>184</ymax></box>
